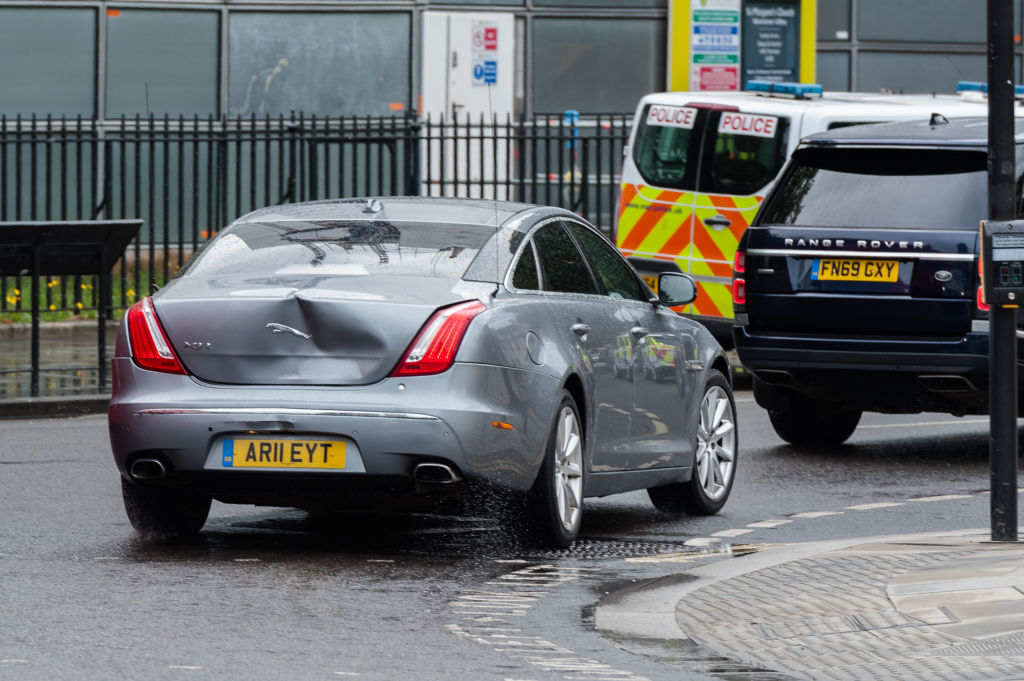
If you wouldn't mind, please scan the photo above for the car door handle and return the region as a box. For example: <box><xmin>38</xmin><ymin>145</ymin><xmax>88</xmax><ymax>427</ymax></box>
<box><xmin>704</xmin><ymin>215</ymin><xmax>732</xmax><ymax>230</ymax></box>
<box><xmin>630</xmin><ymin>326</ymin><xmax>648</xmax><ymax>340</ymax></box>
<box><xmin>571</xmin><ymin>323</ymin><xmax>591</xmax><ymax>339</ymax></box>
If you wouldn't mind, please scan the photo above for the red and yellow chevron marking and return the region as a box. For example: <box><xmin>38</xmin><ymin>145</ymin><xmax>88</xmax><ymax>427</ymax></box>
<box><xmin>616</xmin><ymin>183</ymin><xmax>694</xmax><ymax>260</ymax></box>
<box><xmin>693</xmin><ymin>280</ymin><xmax>732</xmax><ymax>319</ymax></box>
<box><xmin>616</xmin><ymin>185</ymin><xmax>764</xmax><ymax>320</ymax></box>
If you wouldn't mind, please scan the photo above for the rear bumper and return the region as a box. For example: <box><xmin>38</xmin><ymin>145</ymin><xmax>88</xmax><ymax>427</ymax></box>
<box><xmin>733</xmin><ymin>326</ymin><xmax>1007</xmax><ymax>414</ymax></box>
<box><xmin>109</xmin><ymin>360</ymin><xmax>560</xmax><ymax>507</ymax></box>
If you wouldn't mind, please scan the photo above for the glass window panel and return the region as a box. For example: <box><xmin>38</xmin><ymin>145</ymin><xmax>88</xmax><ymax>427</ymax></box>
<box><xmin>533</xmin><ymin>223</ymin><xmax>598</xmax><ymax>294</ymax></box>
<box><xmin>229</xmin><ymin>12</ymin><xmax>411</xmax><ymax>116</ymax></box>
<box><xmin>565</xmin><ymin>221</ymin><xmax>647</xmax><ymax>301</ymax></box>
<box><xmin>817</xmin><ymin>0</ymin><xmax>851</xmax><ymax>41</ymax></box>
<box><xmin>106</xmin><ymin>10</ymin><xmax>219</xmax><ymax>117</ymax></box>
<box><xmin>817</xmin><ymin>51</ymin><xmax>850</xmax><ymax>91</ymax></box>
<box><xmin>533</xmin><ymin>18</ymin><xmax>665</xmax><ymax>113</ymax></box>
<box><xmin>856</xmin><ymin>52</ymin><xmax>984</xmax><ymax>94</ymax></box>
<box><xmin>0</xmin><ymin>8</ymin><xmax>95</xmax><ymax>116</ymax></box>
<box><xmin>511</xmin><ymin>242</ymin><xmax>540</xmax><ymax>290</ymax></box>
<box><xmin>857</xmin><ymin>0</ymin><xmax>983</xmax><ymax>43</ymax></box>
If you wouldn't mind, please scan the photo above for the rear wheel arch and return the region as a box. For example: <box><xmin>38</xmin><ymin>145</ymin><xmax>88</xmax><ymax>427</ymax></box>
<box><xmin>562</xmin><ymin>373</ymin><xmax>588</xmax><ymax>443</ymax></box>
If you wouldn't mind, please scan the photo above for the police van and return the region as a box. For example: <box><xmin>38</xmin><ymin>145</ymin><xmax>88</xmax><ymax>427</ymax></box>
<box><xmin>616</xmin><ymin>81</ymin><xmax>1002</xmax><ymax>346</ymax></box>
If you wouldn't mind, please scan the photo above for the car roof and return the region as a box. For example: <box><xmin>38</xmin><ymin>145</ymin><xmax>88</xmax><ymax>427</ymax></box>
<box><xmin>799</xmin><ymin>116</ymin><xmax>1024</xmax><ymax>147</ymax></box>
<box><xmin>637</xmin><ymin>90</ymin><xmax>1002</xmax><ymax>118</ymax></box>
<box><xmin>236</xmin><ymin>196</ymin><xmax>545</xmax><ymax>230</ymax></box>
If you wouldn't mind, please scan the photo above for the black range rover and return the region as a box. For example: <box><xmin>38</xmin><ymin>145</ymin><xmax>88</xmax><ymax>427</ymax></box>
<box><xmin>733</xmin><ymin>116</ymin><xmax>1021</xmax><ymax>446</ymax></box>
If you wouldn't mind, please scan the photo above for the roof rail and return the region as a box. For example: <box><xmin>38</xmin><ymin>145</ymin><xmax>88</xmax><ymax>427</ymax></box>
<box><xmin>746</xmin><ymin>80</ymin><xmax>823</xmax><ymax>99</ymax></box>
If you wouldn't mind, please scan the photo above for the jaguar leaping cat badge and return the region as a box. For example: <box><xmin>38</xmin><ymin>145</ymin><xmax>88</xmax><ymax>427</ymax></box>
<box><xmin>266</xmin><ymin>323</ymin><xmax>312</xmax><ymax>340</ymax></box>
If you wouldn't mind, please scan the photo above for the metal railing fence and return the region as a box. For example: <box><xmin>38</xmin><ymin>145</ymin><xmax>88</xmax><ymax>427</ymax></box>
<box><xmin>0</xmin><ymin>111</ymin><xmax>631</xmax><ymax>319</ymax></box>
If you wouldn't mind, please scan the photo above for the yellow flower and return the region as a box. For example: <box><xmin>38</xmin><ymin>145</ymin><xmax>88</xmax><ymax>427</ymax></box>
<box><xmin>126</xmin><ymin>289</ymin><xmax>136</xmax><ymax>300</ymax></box>
<box><xmin>12</xmin><ymin>289</ymin><xmax>19</xmax><ymax>296</ymax></box>
<box><xmin>48</xmin><ymin>280</ymin><xmax>57</xmax><ymax>288</ymax></box>
<box><xmin>49</xmin><ymin>304</ymin><xmax>56</xmax><ymax>311</ymax></box>
<box><xmin>75</xmin><ymin>302</ymin><xmax>83</xmax><ymax>309</ymax></box>
<box><xmin>80</xmin><ymin>284</ymin><xmax>90</xmax><ymax>291</ymax></box>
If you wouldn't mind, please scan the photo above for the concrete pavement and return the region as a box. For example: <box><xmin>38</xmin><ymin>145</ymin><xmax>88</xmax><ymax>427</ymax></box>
<box><xmin>597</xmin><ymin>530</ymin><xmax>1024</xmax><ymax>681</ymax></box>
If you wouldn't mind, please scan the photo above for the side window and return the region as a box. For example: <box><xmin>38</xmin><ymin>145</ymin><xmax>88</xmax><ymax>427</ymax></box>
<box><xmin>533</xmin><ymin>223</ymin><xmax>599</xmax><ymax>295</ymax></box>
<box><xmin>565</xmin><ymin>221</ymin><xmax>649</xmax><ymax>302</ymax></box>
<box><xmin>511</xmin><ymin>240</ymin><xmax>540</xmax><ymax>290</ymax></box>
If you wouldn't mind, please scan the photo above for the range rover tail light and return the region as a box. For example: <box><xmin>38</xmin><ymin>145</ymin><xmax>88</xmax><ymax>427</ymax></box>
<box><xmin>126</xmin><ymin>297</ymin><xmax>188</xmax><ymax>374</ymax></box>
<box><xmin>732</xmin><ymin>249</ymin><xmax>746</xmax><ymax>306</ymax></box>
<box><xmin>392</xmin><ymin>300</ymin><xmax>486</xmax><ymax>377</ymax></box>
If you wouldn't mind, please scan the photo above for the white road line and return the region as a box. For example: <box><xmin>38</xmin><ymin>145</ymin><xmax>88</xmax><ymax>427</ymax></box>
<box><xmin>790</xmin><ymin>511</ymin><xmax>843</xmax><ymax>519</ymax></box>
<box><xmin>712</xmin><ymin>528</ymin><xmax>754</xmax><ymax>538</ymax></box>
<box><xmin>168</xmin><ymin>666</ymin><xmax>202</xmax><ymax>671</ymax></box>
<box><xmin>845</xmin><ymin>502</ymin><xmax>906</xmax><ymax>511</ymax></box>
<box><xmin>908</xmin><ymin>494</ymin><xmax>973</xmax><ymax>503</ymax></box>
<box><xmin>747</xmin><ymin>519</ymin><xmax>792</xmax><ymax>528</ymax></box>
<box><xmin>857</xmin><ymin>419</ymin><xmax>988</xmax><ymax>430</ymax></box>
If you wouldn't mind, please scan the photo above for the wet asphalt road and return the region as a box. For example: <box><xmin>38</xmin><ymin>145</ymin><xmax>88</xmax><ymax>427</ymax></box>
<box><xmin>0</xmin><ymin>393</ymin><xmax>1009</xmax><ymax>681</ymax></box>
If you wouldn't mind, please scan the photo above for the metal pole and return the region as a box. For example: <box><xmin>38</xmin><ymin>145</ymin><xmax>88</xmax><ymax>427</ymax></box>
<box><xmin>987</xmin><ymin>0</ymin><xmax>1019</xmax><ymax>541</ymax></box>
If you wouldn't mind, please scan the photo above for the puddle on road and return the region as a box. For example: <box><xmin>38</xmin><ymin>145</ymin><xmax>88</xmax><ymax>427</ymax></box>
<box><xmin>602</xmin><ymin>632</ymin><xmax>796</xmax><ymax>681</ymax></box>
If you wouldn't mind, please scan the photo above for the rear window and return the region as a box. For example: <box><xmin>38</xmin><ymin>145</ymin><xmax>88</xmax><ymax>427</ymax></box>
<box><xmin>632</xmin><ymin>105</ymin><xmax>790</xmax><ymax>195</ymax></box>
<box><xmin>182</xmin><ymin>220</ymin><xmax>489</xmax><ymax>278</ymax></box>
<box><xmin>760</xmin><ymin>148</ymin><xmax>988</xmax><ymax>230</ymax></box>
<box><xmin>632</xmin><ymin>105</ymin><xmax>703</xmax><ymax>191</ymax></box>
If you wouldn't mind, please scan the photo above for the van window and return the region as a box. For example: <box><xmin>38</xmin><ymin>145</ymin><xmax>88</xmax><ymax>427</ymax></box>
<box><xmin>700</xmin><ymin>112</ymin><xmax>790</xmax><ymax>196</ymax></box>
<box><xmin>631</xmin><ymin>105</ymin><xmax>706</xmax><ymax>191</ymax></box>
<box><xmin>632</xmin><ymin>105</ymin><xmax>789</xmax><ymax>195</ymax></box>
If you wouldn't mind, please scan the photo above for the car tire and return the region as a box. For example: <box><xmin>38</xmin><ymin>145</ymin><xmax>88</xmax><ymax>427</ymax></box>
<box><xmin>121</xmin><ymin>477</ymin><xmax>211</xmax><ymax>538</ymax></box>
<box><xmin>648</xmin><ymin>372</ymin><xmax>737</xmax><ymax>515</ymax></box>
<box><xmin>528</xmin><ymin>390</ymin><xmax>585</xmax><ymax>549</ymax></box>
<box><xmin>768</xmin><ymin>399</ymin><xmax>861</xmax><ymax>447</ymax></box>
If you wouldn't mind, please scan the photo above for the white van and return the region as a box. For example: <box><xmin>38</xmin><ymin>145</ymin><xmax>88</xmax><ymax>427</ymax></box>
<box><xmin>616</xmin><ymin>81</ymin><xmax>1002</xmax><ymax>346</ymax></box>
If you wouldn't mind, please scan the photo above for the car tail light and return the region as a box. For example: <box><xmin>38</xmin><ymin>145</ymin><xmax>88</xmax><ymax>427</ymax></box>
<box><xmin>126</xmin><ymin>297</ymin><xmax>187</xmax><ymax>374</ymax></box>
<box><xmin>392</xmin><ymin>300</ymin><xmax>486</xmax><ymax>377</ymax></box>
<box><xmin>976</xmin><ymin>258</ymin><xmax>990</xmax><ymax>313</ymax></box>
<box><xmin>733</xmin><ymin>250</ymin><xmax>746</xmax><ymax>274</ymax></box>
<box><xmin>732</xmin><ymin>279</ymin><xmax>746</xmax><ymax>306</ymax></box>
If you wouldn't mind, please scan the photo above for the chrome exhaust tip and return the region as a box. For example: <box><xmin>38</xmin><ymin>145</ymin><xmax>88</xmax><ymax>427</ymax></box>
<box><xmin>413</xmin><ymin>463</ymin><xmax>461</xmax><ymax>484</ymax></box>
<box><xmin>129</xmin><ymin>458</ymin><xmax>167</xmax><ymax>480</ymax></box>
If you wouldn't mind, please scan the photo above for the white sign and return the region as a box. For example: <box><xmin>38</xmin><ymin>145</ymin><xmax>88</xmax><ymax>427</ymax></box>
<box><xmin>471</xmin><ymin>20</ymin><xmax>499</xmax><ymax>87</ymax></box>
<box><xmin>690</xmin><ymin>0</ymin><xmax>741</xmax><ymax>92</ymax></box>
<box><xmin>647</xmin><ymin>105</ymin><xmax>698</xmax><ymax>129</ymax></box>
<box><xmin>718</xmin><ymin>112</ymin><xmax>779</xmax><ymax>138</ymax></box>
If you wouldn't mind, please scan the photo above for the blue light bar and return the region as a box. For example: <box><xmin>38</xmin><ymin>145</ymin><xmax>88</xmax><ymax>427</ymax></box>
<box><xmin>746</xmin><ymin>80</ymin><xmax>823</xmax><ymax>99</ymax></box>
<box><xmin>955</xmin><ymin>80</ymin><xmax>1024</xmax><ymax>98</ymax></box>
<box><xmin>956</xmin><ymin>80</ymin><xmax>987</xmax><ymax>94</ymax></box>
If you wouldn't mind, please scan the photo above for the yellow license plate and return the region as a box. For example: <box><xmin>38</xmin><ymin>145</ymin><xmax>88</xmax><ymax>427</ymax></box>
<box><xmin>642</xmin><ymin>275</ymin><xmax>659</xmax><ymax>293</ymax></box>
<box><xmin>813</xmin><ymin>258</ymin><xmax>898</xmax><ymax>282</ymax></box>
<box><xmin>222</xmin><ymin>438</ymin><xmax>346</xmax><ymax>469</ymax></box>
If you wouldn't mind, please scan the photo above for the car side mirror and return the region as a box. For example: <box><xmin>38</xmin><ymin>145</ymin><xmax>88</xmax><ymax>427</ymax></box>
<box><xmin>657</xmin><ymin>272</ymin><xmax>697</xmax><ymax>306</ymax></box>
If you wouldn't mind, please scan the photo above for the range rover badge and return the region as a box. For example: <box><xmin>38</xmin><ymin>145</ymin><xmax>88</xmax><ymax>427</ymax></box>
<box><xmin>266</xmin><ymin>323</ymin><xmax>312</xmax><ymax>340</ymax></box>
<box><xmin>934</xmin><ymin>270</ymin><xmax>953</xmax><ymax>282</ymax></box>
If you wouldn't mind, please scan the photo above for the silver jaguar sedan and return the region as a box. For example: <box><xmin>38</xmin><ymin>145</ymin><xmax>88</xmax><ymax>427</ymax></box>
<box><xmin>108</xmin><ymin>197</ymin><xmax>737</xmax><ymax>548</ymax></box>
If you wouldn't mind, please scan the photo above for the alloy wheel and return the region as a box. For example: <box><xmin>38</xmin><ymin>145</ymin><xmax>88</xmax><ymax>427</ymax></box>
<box><xmin>553</xmin><ymin>405</ymin><xmax>584</xmax><ymax>531</ymax></box>
<box><xmin>695</xmin><ymin>385</ymin><xmax>736</xmax><ymax>501</ymax></box>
